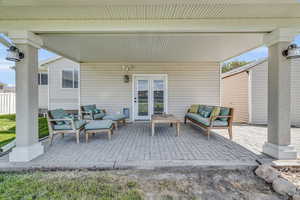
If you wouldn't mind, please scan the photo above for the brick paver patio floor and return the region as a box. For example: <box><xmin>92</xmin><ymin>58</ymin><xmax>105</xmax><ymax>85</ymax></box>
<box><xmin>215</xmin><ymin>125</ymin><xmax>300</xmax><ymax>159</ymax></box>
<box><xmin>0</xmin><ymin>123</ymin><xmax>299</xmax><ymax>169</ymax></box>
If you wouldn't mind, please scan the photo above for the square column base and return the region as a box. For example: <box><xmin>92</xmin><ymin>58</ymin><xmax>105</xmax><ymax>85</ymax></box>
<box><xmin>9</xmin><ymin>142</ymin><xmax>44</xmax><ymax>162</ymax></box>
<box><xmin>263</xmin><ymin>142</ymin><xmax>297</xmax><ymax>160</ymax></box>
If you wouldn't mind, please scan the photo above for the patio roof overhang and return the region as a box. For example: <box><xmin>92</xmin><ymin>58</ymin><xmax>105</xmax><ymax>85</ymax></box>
<box><xmin>2</xmin><ymin>0</ymin><xmax>300</xmax><ymax>162</ymax></box>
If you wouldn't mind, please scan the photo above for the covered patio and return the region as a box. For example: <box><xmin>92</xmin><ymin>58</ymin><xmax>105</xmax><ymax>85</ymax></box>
<box><xmin>0</xmin><ymin>0</ymin><xmax>300</xmax><ymax>164</ymax></box>
<box><xmin>0</xmin><ymin>123</ymin><xmax>274</xmax><ymax>170</ymax></box>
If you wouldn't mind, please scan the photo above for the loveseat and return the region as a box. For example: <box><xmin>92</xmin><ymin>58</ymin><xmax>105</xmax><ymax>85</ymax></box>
<box><xmin>184</xmin><ymin>105</ymin><xmax>234</xmax><ymax>140</ymax></box>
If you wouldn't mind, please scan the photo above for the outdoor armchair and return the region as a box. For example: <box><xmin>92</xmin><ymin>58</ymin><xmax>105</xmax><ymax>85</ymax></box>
<box><xmin>47</xmin><ymin>108</ymin><xmax>86</xmax><ymax>144</ymax></box>
<box><xmin>80</xmin><ymin>104</ymin><xmax>106</xmax><ymax>120</ymax></box>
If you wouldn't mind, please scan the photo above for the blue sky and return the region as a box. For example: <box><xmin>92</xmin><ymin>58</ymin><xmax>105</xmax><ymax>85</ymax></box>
<box><xmin>0</xmin><ymin>35</ymin><xmax>300</xmax><ymax>85</ymax></box>
<box><xmin>225</xmin><ymin>34</ymin><xmax>300</xmax><ymax>63</ymax></box>
<box><xmin>0</xmin><ymin>43</ymin><xmax>57</xmax><ymax>85</ymax></box>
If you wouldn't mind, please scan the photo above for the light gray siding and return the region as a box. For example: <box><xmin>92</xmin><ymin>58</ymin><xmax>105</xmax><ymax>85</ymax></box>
<box><xmin>38</xmin><ymin>85</ymin><xmax>48</xmax><ymax>109</ymax></box>
<box><xmin>48</xmin><ymin>58</ymin><xmax>79</xmax><ymax>110</ymax></box>
<box><xmin>291</xmin><ymin>59</ymin><xmax>300</xmax><ymax>126</ymax></box>
<box><xmin>250</xmin><ymin>61</ymin><xmax>268</xmax><ymax>124</ymax></box>
<box><xmin>250</xmin><ymin>59</ymin><xmax>300</xmax><ymax>126</ymax></box>
<box><xmin>80</xmin><ymin>62</ymin><xmax>220</xmax><ymax>120</ymax></box>
<box><xmin>38</xmin><ymin>69</ymin><xmax>48</xmax><ymax>109</ymax></box>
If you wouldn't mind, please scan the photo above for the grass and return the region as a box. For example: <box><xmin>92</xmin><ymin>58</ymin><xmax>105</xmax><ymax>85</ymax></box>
<box><xmin>0</xmin><ymin>172</ymin><xmax>143</xmax><ymax>200</ymax></box>
<box><xmin>0</xmin><ymin>114</ymin><xmax>49</xmax><ymax>148</ymax></box>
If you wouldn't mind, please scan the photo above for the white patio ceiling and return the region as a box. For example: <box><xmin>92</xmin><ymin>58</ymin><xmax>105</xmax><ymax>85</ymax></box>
<box><xmin>0</xmin><ymin>0</ymin><xmax>299</xmax><ymax>20</ymax></box>
<box><xmin>1</xmin><ymin>0</ymin><xmax>300</xmax><ymax>62</ymax></box>
<box><xmin>40</xmin><ymin>33</ymin><xmax>263</xmax><ymax>62</ymax></box>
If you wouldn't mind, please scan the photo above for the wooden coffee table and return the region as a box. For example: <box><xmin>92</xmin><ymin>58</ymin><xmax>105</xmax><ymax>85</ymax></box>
<box><xmin>151</xmin><ymin>114</ymin><xmax>180</xmax><ymax>136</ymax></box>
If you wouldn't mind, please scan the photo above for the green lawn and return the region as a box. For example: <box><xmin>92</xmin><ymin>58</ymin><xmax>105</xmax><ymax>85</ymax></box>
<box><xmin>0</xmin><ymin>172</ymin><xmax>142</xmax><ymax>200</ymax></box>
<box><xmin>0</xmin><ymin>114</ymin><xmax>49</xmax><ymax>148</ymax></box>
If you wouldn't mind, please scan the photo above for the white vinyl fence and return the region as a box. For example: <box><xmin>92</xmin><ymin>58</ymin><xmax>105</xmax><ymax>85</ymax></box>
<box><xmin>0</xmin><ymin>93</ymin><xmax>16</xmax><ymax>114</ymax></box>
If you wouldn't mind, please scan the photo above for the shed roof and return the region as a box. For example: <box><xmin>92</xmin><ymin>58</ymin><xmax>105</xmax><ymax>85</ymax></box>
<box><xmin>222</xmin><ymin>58</ymin><xmax>267</xmax><ymax>79</ymax></box>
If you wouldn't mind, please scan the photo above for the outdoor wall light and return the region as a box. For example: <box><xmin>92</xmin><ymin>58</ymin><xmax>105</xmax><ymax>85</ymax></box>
<box><xmin>282</xmin><ymin>44</ymin><xmax>300</xmax><ymax>59</ymax></box>
<box><xmin>124</xmin><ymin>75</ymin><xmax>130</xmax><ymax>83</ymax></box>
<box><xmin>122</xmin><ymin>65</ymin><xmax>133</xmax><ymax>83</ymax></box>
<box><xmin>6</xmin><ymin>46</ymin><xmax>24</xmax><ymax>62</ymax></box>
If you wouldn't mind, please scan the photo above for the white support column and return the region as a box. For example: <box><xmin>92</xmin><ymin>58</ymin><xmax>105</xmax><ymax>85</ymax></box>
<box><xmin>8</xmin><ymin>31</ymin><xmax>44</xmax><ymax>162</ymax></box>
<box><xmin>263</xmin><ymin>29</ymin><xmax>298</xmax><ymax>160</ymax></box>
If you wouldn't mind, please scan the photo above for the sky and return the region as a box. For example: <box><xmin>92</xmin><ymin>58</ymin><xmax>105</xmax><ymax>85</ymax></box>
<box><xmin>0</xmin><ymin>43</ymin><xmax>57</xmax><ymax>85</ymax></box>
<box><xmin>0</xmin><ymin>34</ymin><xmax>300</xmax><ymax>86</ymax></box>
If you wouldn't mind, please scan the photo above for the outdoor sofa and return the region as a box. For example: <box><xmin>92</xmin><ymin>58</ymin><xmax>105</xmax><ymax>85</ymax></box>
<box><xmin>184</xmin><ymin>105</ymin><xmax>234</xmax><ymax>140</ymax></box>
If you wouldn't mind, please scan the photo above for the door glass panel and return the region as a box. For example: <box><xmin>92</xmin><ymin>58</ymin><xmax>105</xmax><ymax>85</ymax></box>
<box><xmin>138</xmin><ymin>80</ymin><xmax>149</xmax><ymax>116</ymax></box>
<box><xmin>153</xmin><ymin>80</ymin><xmax>164</xmax><ymax>115</ymax></box>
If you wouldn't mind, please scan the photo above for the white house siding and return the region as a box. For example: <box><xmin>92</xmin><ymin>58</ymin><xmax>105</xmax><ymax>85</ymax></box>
<box><xmin>48</xmin><ymin>58</ymin><xmax>79</xmax><ymax>110</ymax></box>
<box><xmin>80</xmin><ymin>62</ymin><xmax>220</xmax><ymax>120</ymax></box>
<box><xmin>38</xmin><ymin>85</ymin><xmax>48</xmax><ymax>109</ymax></box>
<box><xmin>250</xmin><ymin>59</ymin><xmax>300</xmax><ymax>126</ymax></box>
<box><xmin>291</xmin><ymin>59</ymin><xmax>300</xmax><ymax>126</ymax></box>
<box><xmin>250</xmin><ymin>61</ymin><xmax>268</xmax><ymax>124</ymax></box>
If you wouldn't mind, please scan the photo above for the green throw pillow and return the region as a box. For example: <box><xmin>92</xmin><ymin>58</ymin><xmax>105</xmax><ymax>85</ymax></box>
<box><xmin>219</xmin><ymin>107</ymin><xmax>230</xmax><ymax>121</ymax></box>
<box><xmin>197</xmin><ymin>105</ymin><xmax>205</xmax><ymax>114</ymax></box>
<box><xmin>199</xmin><ymin>106</ymin><xmax>213</xmax><ymax>118</ymax></box>
<box><xmin>93</xmin><ymin>108</ymin><xmax>101</xmax><ymax>114</ymax></box>
<box><xmin>202</xmin><ymin>111</ymin><xmax>211</xmax><ymax>118</ymax></box>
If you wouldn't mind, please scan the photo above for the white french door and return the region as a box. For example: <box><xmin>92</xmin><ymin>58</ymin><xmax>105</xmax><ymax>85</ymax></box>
<box><xmin>133</xmin><ymin>75</ymin><xmax>168</xmax><ymax>120</ymax></box>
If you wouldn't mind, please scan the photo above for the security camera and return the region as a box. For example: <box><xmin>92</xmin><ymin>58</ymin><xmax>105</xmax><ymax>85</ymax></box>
<box><xmin>282</xmin><ymin>44</ymin><xmax>300</xmax><ymax>59</ymax></box>
<box><xmin>6</xmin><ymin>46</ymin><xmax>24</xmax><ymax>62</ymax></box>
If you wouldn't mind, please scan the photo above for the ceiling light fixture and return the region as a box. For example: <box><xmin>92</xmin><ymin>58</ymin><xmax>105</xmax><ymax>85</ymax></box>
<box><xmin>6</xmin><ymin>46</ymin><xmax>24</xmax><ymax>62</ymax></box>
<box><xmin>282</xmin><ymin>44</ymin><xmax>300</xmax><ymax>59</ymax></box>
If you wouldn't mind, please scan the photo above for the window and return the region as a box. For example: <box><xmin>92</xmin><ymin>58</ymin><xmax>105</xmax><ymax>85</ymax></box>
<box><xmin>62</xmin><ymin>68</ymin><xmax>79</xmax><ymax>88</ymax></box>
<box><xmin>38</xmin><ymin>72</ymin><xmax>48</xmax><ymax>85</ymax></box>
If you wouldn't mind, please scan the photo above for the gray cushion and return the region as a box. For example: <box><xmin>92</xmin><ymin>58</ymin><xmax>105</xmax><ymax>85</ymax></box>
<box><xmin>50</xmin><ymin>109</ymin><xmax>66</xmax><ymax>119</ymax></box>
<box><xmin>211</xmin><ymin>120</ymin><xmax>228</xmax><ymax>127</ymax></box>
<box><xmin>85</xmin><ymin>120</ymin><xmax>113</xmax><ymax>130</ymax></box>
<box><xmin>185</xmin><ymin>113</ymin><xmax>228</xmax><ymax>127</ymax></box>
<box><xmin>185</xmin><ymin>113</ymin><xmax>199</xmax><ymax>121</ymax></box>
<box><xmin>50</xmin><ymin>109</ymin><xmax>74</xmax><ymax>125</ymax></box>
<box><xmin>186</xmin><ymin>113</ymin><xmax>209</xmax><ymax>126</ymax></box>
<box><xmin>103</xmin><ymin>114</ymin><xmax>126</xmax><ymax>121</ymax></box>
<box><xmin>93</xmin><ymin>112</ymin><xmax>106</xmax><ymax>120</ymax></box>
<box><xmin>53</xmin><ymin>120</ymin><xmax>86</xmax><ymax>130</ymax></box>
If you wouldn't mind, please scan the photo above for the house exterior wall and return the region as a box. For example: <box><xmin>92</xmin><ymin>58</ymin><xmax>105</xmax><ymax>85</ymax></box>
<box><xmin>38</xmin><ymin>68</ymin><xmax>48</xmax><ymax>109</ymax></box>
<box><xmin>38</xmin><ymin>85</ymin><xmax>48</xmax><ymax>109</ymax></box>
<box><xmin>250</xmin><ymin>59</ymin><xmax>300</xmax><ymax>126</ymax></box>
<box><xmin>249</xmin><ymin>61</ymin><xmax>268</xmax><ymax>124</ymax></box>
<box><xmin>291</xmin><ymin>59</ymin><xmax>300</xmax><ymax>126</ymax></box>
<box><xmin>48</xmin><ymin>58</ymin><xmax>79</xmax><ymax>110</ymax></box>
<box><xmin>221</xmin><ymin>72</ymin><xmax>249</xmax><ymax>123</ymax></box>
<box><xmin>80</xmin><ymin>62</ymin><xmax>220</xmax><ymax>120</ymax></box>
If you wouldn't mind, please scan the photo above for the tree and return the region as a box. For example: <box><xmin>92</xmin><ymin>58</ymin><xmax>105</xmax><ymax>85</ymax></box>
<box><xmin>222</xmin><ymin>61</ymin><xmax>251</xmax><ymax>73</ymax></box>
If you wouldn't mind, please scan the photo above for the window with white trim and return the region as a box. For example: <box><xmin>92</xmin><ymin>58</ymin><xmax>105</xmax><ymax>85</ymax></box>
<box><xmin>38</xmin><ymin>72</ymin><xmax>48</xmax><ymax>85</ymax></box>
<box><xmin>62</xmin><ymin>68</ymin><xmax>79</xmax><ymax>88</ymax></box>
